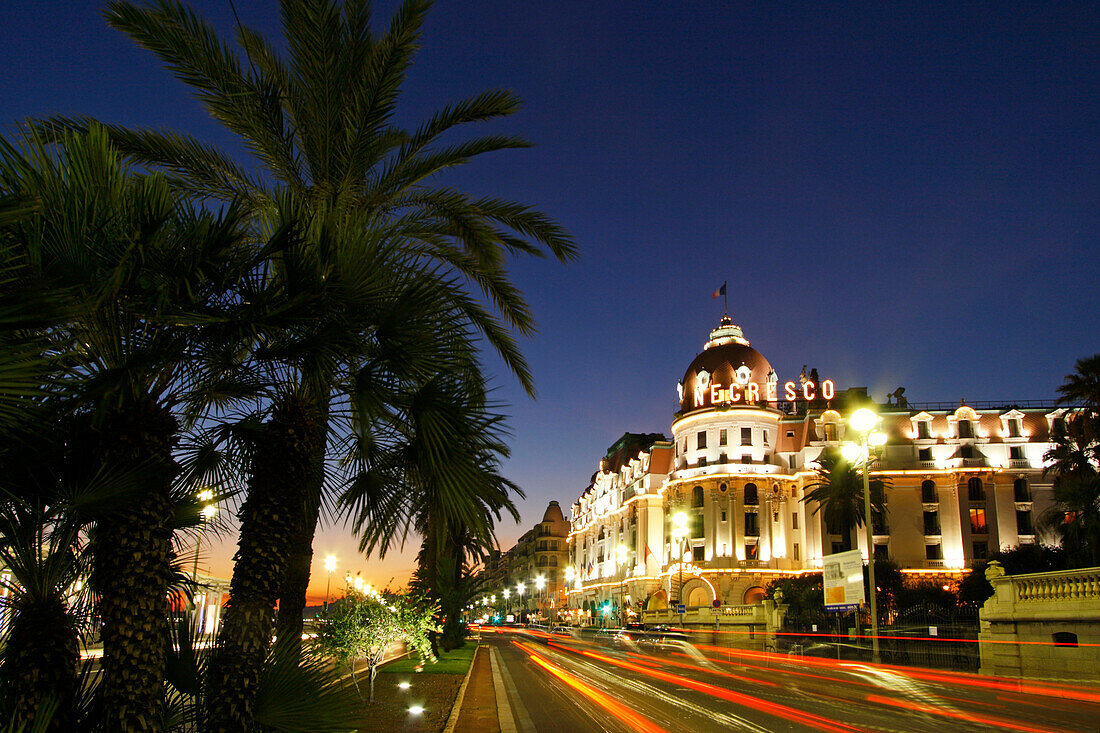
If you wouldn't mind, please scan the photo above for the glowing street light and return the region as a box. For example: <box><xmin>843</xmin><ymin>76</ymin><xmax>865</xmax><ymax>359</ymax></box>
<box><xmin>846</xmin><ymin>406</ymin><xmax>884</xmax><ymax>664</ymax></box>
<box><xmin>324</xmin><ymin>555</ymin><xmax>337</xmax><ymax>608</ymax></box>
<box><xmin>190</xmin><ymin>488</ymin><xmax>217</xmax><ymax>613</ymax></box>
<box><xmin>671</xmin><ymin>511</ymin><xmax>689</xmax><ymax>624</ymax></box>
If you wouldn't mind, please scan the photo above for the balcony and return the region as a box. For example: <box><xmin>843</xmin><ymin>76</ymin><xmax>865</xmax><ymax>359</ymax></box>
<box><xmin>1008</xmin><ymin>459</ymin><xmax>1031</xmax><ymax>469</ymax></box>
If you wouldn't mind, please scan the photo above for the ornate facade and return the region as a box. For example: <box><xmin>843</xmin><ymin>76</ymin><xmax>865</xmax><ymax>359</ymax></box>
<box><xmin>566</xmin><ymin>317</ymin><xmax>1063</xmax><ymax>619</ymax></box>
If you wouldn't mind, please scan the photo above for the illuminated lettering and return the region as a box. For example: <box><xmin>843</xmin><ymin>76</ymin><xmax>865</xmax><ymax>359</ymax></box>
<box><xmin>711</xmin><ymin>383</ymin><xmax>721</xmax><ymax>403</ymax></box>
<box><xmin>730</xmin><ymin>384</ymin><xmax>741</xmax><ymax>402</ymax></box>
<box><xmin>822</xmin><ymin>379</ymin><xmax>835</xmax><ymax>400</ymax></box>
<box><xmin>694</xmin><ymin>383</ymin><xmax>705</xmax><ymax>407</ymax></box>
<box><xmin>784</xmin><ymin>381</ymin><xmax>797</xmax><ymax>401</ymax></box>
<box><xmin>765</xmin><ymin>381</ymin><xmax>778</xmax><ymax>401</ymax></box>
<box><xmin>746</xmin><ymin>382</ymin><xmax>760</xmax><ymax>402</ymax></box>
<box><xmin>803</xmin><ymin>382</ymin><xmax>815</xmax><ymax>401</ymax></box>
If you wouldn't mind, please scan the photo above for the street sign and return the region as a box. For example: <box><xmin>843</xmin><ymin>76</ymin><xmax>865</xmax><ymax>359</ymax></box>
<box><xmin>822</xmin><ymin>549</ymin><xmax>866</xmax><ymax>611</ymax></box>
<box><xmin>712</xmin><ymin>599</ymin><xmax>721</xmax><ymax>608</ymax></box>
<box><xmin>675</xmin><ymin>603</ymin><xmax>686</xmax><ymax>614</ymax></box>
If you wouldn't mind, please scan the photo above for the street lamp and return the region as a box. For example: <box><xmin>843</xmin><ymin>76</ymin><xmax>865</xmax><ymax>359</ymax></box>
<box><xmin>324</xmin><ymin>555</ymin><xmax>337</xmax><ymax>609</ymax></box>
<box><xmin>190</xmin><ymin>489</ymin><xmax>217</xmax><ymax>615</ymax></box>
<box><xmin>671</xmin><ymin>511</ymin><xmax>689</xmax><ymax>625</ymax></box>
<box><xmin>844</xmin><ymin>407</ymin><xmax>888</xmax><ymax>664</ymax></box>
<box><xmin>516</xmin><ymin>582</ymin><xmax>525</xmax><ymax>619</ymax></box>
<box><xmin>535</xmin><ymin>575</ymin><xmax>546</xmax><ymax>623</ymax></box>
<box><xmin>615</xmin><ymin>544</ymin><xmax>628</xmax><ymax>627</ymax></box>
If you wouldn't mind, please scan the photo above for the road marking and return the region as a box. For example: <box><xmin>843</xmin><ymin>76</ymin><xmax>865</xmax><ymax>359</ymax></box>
<box><xmin>490</xmin><ymin>645</ymin><xmax>519</xmax><ymax>733</ymax></box>
<box><xmin>495</xmin><ymin>644</ymin><xmax>537</xmax><ymax>733</ymax></box>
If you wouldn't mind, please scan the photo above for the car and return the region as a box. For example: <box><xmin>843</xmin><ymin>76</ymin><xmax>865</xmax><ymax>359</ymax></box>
<box><xmin>551</xmin><ymin>626</ymin><xmax>573</xmax><ymax>636</ymax></box>
<box><xmin>639</xmin><ymin>631</ymin><xmax>691</xmax><ymax>653</ymax></box>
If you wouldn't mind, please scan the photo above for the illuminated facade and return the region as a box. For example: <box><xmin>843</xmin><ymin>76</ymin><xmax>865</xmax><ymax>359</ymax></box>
<box><xmin>566</xmin><ymin>316</ymin><xmax>1062</xmax><ymax>617</ymax></box>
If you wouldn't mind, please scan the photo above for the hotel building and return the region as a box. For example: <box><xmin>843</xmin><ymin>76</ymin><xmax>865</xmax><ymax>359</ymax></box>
<box><xmin>566</xmin><ymin>316</ymin><xmax>1064</xmax><ymax>616</ymax></box>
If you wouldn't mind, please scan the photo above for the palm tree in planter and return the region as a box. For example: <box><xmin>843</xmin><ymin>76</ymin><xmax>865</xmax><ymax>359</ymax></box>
<box><xmin>0</xmin><ymin>127</ymin><xmax>252</xmax><ymax>731</ymax></box>
<box><xmin>803</xmin><ymin>449</ymin><xmax>888</xmax><ymax>553</ymax></box>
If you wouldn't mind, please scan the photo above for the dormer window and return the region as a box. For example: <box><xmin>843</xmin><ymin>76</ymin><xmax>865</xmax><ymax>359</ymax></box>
<box><xmin>958</xmin><ymin>420</ymin><xmax>974</xmax><ymax>439</ymax></box>
<box><xmin>917</xmin><ymin>421</ymin><xmax>930</xmax><ymax>439</ymax></box>
<box><xmin>1007</xmin><ymin>419</ymin><xmax>1021</xmax><ymax>438</ymax></box>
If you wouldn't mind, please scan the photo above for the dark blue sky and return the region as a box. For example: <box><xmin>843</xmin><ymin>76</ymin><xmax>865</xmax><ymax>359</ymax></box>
<box><xmin>2</xmin><ymin>1</ymin><xmax>1097</xmax><ymax>581</ymax></box>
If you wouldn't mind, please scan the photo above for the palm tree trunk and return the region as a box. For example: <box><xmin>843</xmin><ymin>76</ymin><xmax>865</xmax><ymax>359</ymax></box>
<box><xmin>89</xmin><ymin>398</ymin><xmax>178</xmax><ymax>733</ymax></box>
<box><xmin>4</xmin><ymin>594</ymin><xmax>79</xmax><ymax>732</ymax></box>
<box><xmin>273</xmin><ymin>494</ymin><xmax>322</xmax><ymax>659</ymax></box>
<box><xmin>204</xmin><ymin>393</ymin><xmax>323</xmax><ymax>732</ymax></box>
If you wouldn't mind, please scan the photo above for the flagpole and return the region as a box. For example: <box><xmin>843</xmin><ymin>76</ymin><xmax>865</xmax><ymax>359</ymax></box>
<box><xmin>723</xmin><ymin>281</ymin><xmax>728</xmax><ymax>316</ymax></box>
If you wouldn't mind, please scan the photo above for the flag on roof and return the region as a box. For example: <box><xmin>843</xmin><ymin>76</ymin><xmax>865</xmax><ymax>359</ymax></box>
<box><xmin>712</xmin><ymin>282</ymin><xmax>727</xmax><ymax>298</ymax></box>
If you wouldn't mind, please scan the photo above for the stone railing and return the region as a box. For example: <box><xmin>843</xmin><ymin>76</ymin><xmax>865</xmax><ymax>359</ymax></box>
<box><xmin>1009</xmin><ymin>567</ymin><xmax>1100</xmax><ymax>603</ymax></box>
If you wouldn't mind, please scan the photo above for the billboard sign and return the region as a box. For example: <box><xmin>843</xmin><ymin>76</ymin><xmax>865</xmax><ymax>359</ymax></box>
<box><xmin>822</xmin><ymin>550</ymin><xmax>865</xmax><ymax>611</ymax></box>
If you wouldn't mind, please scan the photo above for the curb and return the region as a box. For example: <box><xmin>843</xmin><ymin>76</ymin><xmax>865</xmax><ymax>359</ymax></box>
<box><xmin>441</xmin><ymin>645</ymin><xmax>481</xmax><ymax>733</ymax></box>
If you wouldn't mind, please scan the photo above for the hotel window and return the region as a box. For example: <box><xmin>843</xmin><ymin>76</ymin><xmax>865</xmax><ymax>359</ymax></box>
<box><xmin>786</xmin><ymin>430</ymin><xmax>795</xmax><ymax>438</ymax></box>
<box><xmin>698</xmin><ymin>456</ymin><xmax>707</xmax><ymax>467</ymax></box>
<box><xmin>1052</xmin><ymin>416</ymin><xmax>1067</xmax><ymax>437</ymax></box>
<box><xmin>873</xmin><ymin>544</ymin><xmax>889</xmax><ymax>561</ymax></box>
<box><xmin>763</xmin><ymin>430</ymin><xmax>770</xmax><ymax>445</ymax></box>
<box><xmin>793</xmin><ymin>543</ymin><xmax>800</xmax><ymax>561</ymax></box>
<box><xmin>968</xmin><ymin>477</ymin><xmax>985</xmax><ymax>501</ymax></box>
<box><xmin>792</xmin><ymin>512</ymin><xmax>799</xmax><ymax>530</ymax></box>
<box><xmin>918</xmin><ymin>448</ymin><xmax>932</xmax><ymax>461</ymax></box>
<box><xmin>872</xmin><ymin>510</ymin><xmax>888</xmax><ymax>535</ymax></box>
<box><xmin>697</xmin><ymin>431</ymin><xmax>707</xmax><ymax>449</ymax></box>
<box><xmin>745</xmin><ymin>543</ymin><xmax>759</xmax><ymax>560</ymax></box>
<box><xmin>744</xmin><ymin>512</ymin><xmax>759</xmax><ymax>536</ymax></box>
<box><xmin>916</xmin><ymin>420</ymin><xmax>931</xmax><ymax>439</ymax></box>
<box><xmin>957</xmin><ymin>419</ymin><xmax>974</xmax><ymax>438</ymax></box>
<box><xmin>693</xmin><ymin>545</ymin><xmax>705</xmax><ymax>562</ymax></box>
<box><xmin>741</xmin><ymin>453</ymin><xmax>753</xmax><ymax>464</ymax></box>
<box><xmin>1007</xmin><ymin>419</ymin><xmax>1021</xmax><ymax>438</ymax></box>
<box><xmin>721</xmin><ymin>511</ymin><xmax>727</xmax><ymax>522</ymax></box>
<box><xmin>741</xmin><ymin>427</ymin><xmax>752</xmax><ymax>446</ymax></box>
<box><xmin>921</xmin><ymin>480</ymin><xmax>937</xmax><ymax>503</ymax></box>
<box><xmin>692</xmin><ymin>485</ymin><xmax>704</xmax><ymax>507</ymax></box>
<box><xmin>1014</xmin><ymin>478</ymin><xmax>1030</xmax><ymax>502</ymax></box>
<box><xmin>969</xmin><ymin>508</ymin><xmax>988</xmax><ymax>534</ymax></box>
<box><xmin>923</xmin><ymin>511</ymin><xmax>940</xmax><ymax>535</ymax></box>
<box><xmin>959</xmin><ymin>445</ymin><xmax>975</xmax><ymax>459</ymax></box>
<box><xmin>973</xmin><ymin>541</ymin><xmax>989</xmax><ymax>560</ymax></box>
<box><xmin>925</xmin><ymin>543</ymin><xmax>943</xmax><ymax>560</ymax></box>
<box><xmin>1016</xmin><ymin>510</ymin><xmax>1033</xmax><ymax>535</ymax></box>
<box><xmin>831</xmin><ymin>541</ymin><xmax>847</xmax><ymax>555</ymax></box>
<box><xmin>744</xmin><ymin>483</ymin><xmax>759</xmax><ymax>505</ymax></box>
<box><xmin>823</xmin><ymin>423</ymin><xmax>837</xmax><ymax>441</ymax></box>
<box><xmin>1009</xmin><ymin>446</ymin><xmax>1024</xmax><ymax>460</ymax></box>
<box><xmin>789</xmin><ymin>454</ymin><xmax>798</xmax><ymax>469</ymax></box>
<box><xmin>691</xmin><ymin>514</ymin><xmax>704</xmax><ymax>538</ymax></box>
<box><xmin>719</xmin><ymin>428</ymin><xmax>727</xmax><ymax>446</ymax></box>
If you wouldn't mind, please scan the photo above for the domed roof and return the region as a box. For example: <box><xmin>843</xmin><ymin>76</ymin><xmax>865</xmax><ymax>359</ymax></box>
<box><xmin>678</xmin><ymin>316</ymin><xmax>775</xmax><ymax>414</ymax></box>
<box><xmin>542</xmin><ymin>501</ymin><xmax>565</xmax><ymax>524</ymax></box>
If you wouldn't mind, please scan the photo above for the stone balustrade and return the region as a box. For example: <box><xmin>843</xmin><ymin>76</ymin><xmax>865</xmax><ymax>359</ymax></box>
<box><xmin>1011</xmin><ymin>568</ymin><xmax>1100</xmax><ymax>603</ymax></box>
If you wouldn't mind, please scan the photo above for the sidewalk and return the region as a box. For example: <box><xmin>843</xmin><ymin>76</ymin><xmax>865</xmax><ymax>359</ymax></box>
<box><xmin>451</xmin><ymin>645</ymin><xmax>500</xmax><ymax>733</ymax></box>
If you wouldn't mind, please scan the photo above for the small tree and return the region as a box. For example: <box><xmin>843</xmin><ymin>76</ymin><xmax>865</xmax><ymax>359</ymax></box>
<box><xmin>313</xmin><ymin>592</ymin><xmax>438</xmax><ymax>702</ymax></box>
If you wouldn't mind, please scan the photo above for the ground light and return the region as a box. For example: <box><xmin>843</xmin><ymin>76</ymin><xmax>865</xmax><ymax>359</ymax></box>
<box><xmin>398</xmin><ymin>682</ymin><xmax>410</xmax><ymax>690</ymax></box>
<box><xmin>408</xmin><ymin>705</ymin><xmax>424</xmax><ymax>715</ymax></box>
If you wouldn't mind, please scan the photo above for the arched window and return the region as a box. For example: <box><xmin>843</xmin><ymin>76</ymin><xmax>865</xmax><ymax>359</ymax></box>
<box><xmin>968</xmin><ymin>477</ymin><xmax>985</xmax><ymax>501</ymax></box>
<box><xmin>687</xmin><ymin>586</ymin><xmax>710</xmax><ymax>607</ymax></box>
<box><xmin>921</xmin><ymin>480</ymin><xmax>937</xmax><ymax>503</ymax></box>
<box><xmin>958</xmin><ymin>419</ymin><xmax>974</xmax><ymax>438</ymax></box>
<box><xmin>744</xmin><ymin>483</ymin><xmax>759</xmax><ymax>505</ymax></box>
<box><xmin>693</xmin><ymin>485</ymin><xmax>705</xmax><ymax>507</ymax></box>
<box><xmin>1014</xmin><ymin>478</ymin><xmax>1030</xmax><ymax>502</ymax></box>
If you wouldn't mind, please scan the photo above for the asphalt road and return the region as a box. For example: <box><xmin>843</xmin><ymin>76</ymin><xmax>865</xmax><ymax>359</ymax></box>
<box><xmin>480</xmin><ymin>627</ymin><xmax>1100</xmax><ymax>733</ymax></box>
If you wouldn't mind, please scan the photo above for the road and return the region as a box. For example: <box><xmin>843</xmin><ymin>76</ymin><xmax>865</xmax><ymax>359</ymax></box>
<box><xmin>479</xmin><ymin>627</ymin><xmax>1100</xmax><ymax>733</ymax></box>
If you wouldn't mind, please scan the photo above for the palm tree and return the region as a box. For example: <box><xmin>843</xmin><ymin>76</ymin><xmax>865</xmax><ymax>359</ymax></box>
<box><xmin>42</xmin><ymin>3</ymin><xmax>574</xmax><ymax>726</ymax></box>
<box><xmin>1041</xmin><ymin>354</ymin><xmax>1100</xmax><ymax>567</ymax></box>
<box><xmin>803</xmin><ymin>449</ymin><xmax>888</xmax><ymax>552</ymax></box>
<box><xmin>0</xmin><ymin>126</ymin><xmax>252</xmax><ymax>731</ymax></box>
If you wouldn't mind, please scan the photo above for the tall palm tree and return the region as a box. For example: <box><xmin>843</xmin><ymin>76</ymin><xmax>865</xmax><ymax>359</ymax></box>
<box><xmin>0</xmin><ymin>126</ymin><xmax>251</xmax><ymax>732</ymax></box>
<box><xmin>42</xmin><ymin>3</ymin><xmax>575</xmax><ymax>726</ymax></box>
<box><xmin>1042</xmin><ymin>354</ymin><xmax>1100</xmax><ymax>567</ymax></box>
<box><xmin>803</xmin><ymin>450</ymin><xmax>888</xmax><ymax>553</ymax></box>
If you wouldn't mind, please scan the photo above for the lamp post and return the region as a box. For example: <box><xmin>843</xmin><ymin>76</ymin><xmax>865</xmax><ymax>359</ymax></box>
<box><xmin>535</xmin><ymin>575</ymin><xmax>546</xmax><ymax>624</ymax></box>
<box><xmin>844</xmin><ymin>407</ymin><xmax>888</xmax><ymax>665</ymax></box>
<box><xmin>190</xmin><ymin>489</ymin><xmax>216</xmax><ymax>616</ymax></box>
<box><xmin>324</xmin><ymin>555</ymin><xmax>337</xmax><ymax>609</ymax></box>
<box><xmin>671</xmin><ymin>511</ymin><xmax>688</xmax><ymax>626</ymax></box>
<box><xmin>516</xmin><ymin>582</ymin><xmax>525</xmax><ymax>621</ymax></box>
<box><xmin>564</xmin><ymin>566</ymin><xmax>575</xmax><ymax>621</ymax></box>
<box><xmin>615</xmin><ymin>544</ymin><xmax>628</xmax><ymax>627</ymax></box>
